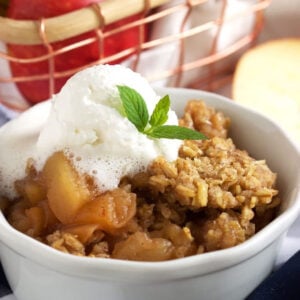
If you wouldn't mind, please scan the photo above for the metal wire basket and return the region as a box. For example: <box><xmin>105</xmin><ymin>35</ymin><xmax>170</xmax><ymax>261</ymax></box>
<box><xmin>0</xmin><ymin>0</ymin><xmax>271</xmax><ymax>110</ymax></box>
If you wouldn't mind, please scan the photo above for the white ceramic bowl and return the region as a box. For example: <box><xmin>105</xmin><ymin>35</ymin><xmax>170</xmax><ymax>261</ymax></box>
<box><xmin>0</xmin><ymin>88</ymin><xmax>299</xmax><ymax>300</ymax></box>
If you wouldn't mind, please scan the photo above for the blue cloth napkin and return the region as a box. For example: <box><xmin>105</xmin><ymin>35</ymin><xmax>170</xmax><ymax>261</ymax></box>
<box><xmin>0</xmin><ymin>263</ymin><xmax>11</xmax><ymax>298</ymax></box>
<box><xmin>0</xmin><ymin>105</ymin><xmax>18</xmax><ymax>127</ymax></box>
<box><xmin>246</xmin><ymin>250</ymin><xmax>300</xmax><ymax>299</ymax></box>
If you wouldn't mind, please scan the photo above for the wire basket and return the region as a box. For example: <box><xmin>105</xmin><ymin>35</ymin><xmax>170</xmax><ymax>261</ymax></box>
<box><xmin>0</xmin><ymin>0</ymin><xmax>271</xmax><ymax>110</ymax></box>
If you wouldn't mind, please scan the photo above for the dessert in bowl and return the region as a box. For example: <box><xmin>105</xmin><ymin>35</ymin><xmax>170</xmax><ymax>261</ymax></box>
<box><xmin>0</xmin><ymin>65</ymin><xmax>299</xmax><ymax>300</ymax></box>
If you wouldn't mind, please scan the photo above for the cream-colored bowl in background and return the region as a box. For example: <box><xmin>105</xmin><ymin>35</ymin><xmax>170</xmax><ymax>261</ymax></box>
<box><xmin>0</xmin><ymin>88</ymin><xmax>299</xmax><ymax>300</ymax></box>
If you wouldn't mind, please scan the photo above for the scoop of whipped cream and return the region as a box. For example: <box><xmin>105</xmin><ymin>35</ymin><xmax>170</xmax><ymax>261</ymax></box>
<box><xmin>0</xmin><ymin>65</ymin><xmax>182</xmax><ymax>198</ymax></box>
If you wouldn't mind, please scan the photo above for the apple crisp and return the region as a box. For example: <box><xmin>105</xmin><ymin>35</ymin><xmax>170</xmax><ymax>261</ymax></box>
<box><xmin>2</xmin><ymin>100</ymin><xmax>280</xmax><ymax>261</ymax></box>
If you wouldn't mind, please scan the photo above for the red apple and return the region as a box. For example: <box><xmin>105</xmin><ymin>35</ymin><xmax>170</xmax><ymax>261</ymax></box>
<box><xmin>7</xmin><ymin>0</ymin><xmax>145</xmax><ymax>104</ymax></box>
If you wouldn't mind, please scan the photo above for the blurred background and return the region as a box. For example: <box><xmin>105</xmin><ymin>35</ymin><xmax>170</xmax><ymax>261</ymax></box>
<box><xmin>0</xmin><ymin>1</ymin><xmax>299</xmax><ymax>101</ymax></box>
<box><xmin>1</xmin><ymin>0</ymin><xmax>299</xmax><ymax>147</ymax></box>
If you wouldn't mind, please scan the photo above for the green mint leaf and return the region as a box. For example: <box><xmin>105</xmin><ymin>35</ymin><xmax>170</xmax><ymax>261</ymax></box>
<box><xmin>147</xmin><ymin>125</ymin><xmax>207</xmax><ymax>140</ymax></box>
<box><xmin>117</xmin><ymin>85</ymin><xmax>149</xmax><ymax>132</ymax></box>
<box><xmin>149</xmin><ymin>95</ymin><xmax>170</xmax><ymax>127</ymax></box>
<box><xmin>117</xmin><ymin>85</ymin><xmax>207</xmax><ymax>141</ymax></box>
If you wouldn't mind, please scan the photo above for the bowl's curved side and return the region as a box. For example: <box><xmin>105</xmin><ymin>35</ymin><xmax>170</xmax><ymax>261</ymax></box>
<box><xmin>0</xmin><ymin>235</ymin><xmax>283</xmax><ymax>300</ymax></box>
<box><xmin>1</xmin><ymin>188</ymin><xmax>299</xmax><ymax>300</ymax></box>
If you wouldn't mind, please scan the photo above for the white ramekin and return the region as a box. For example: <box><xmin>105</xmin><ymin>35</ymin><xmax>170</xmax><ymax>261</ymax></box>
<box><xmin>0</xmin><ymin>88</ymin><xmax>299</xmax><ymax>300</ymax></box>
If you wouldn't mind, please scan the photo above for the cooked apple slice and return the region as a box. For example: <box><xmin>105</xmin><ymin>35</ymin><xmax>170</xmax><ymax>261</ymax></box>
<box><xmin>112</xmin><ymin>232</ymin><xmax>174</xmax><ymax>261</ymax></box>
<box><xmin>75</xmin><ymin>188</ymin><xmax>136</xmax><ymax>233</ymax></box>
<box><xmin>42</xmin><ymin>151</ymin><xmax>91</xmax><ymax>224</ymax></box>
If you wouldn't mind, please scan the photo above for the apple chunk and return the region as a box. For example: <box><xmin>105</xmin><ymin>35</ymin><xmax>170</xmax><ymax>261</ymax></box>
<box><xmin>42</xmin><ymin>151</ymin><xmax>91</xmax><ymax>224</ymax></box>
<box><xmin>75</xmin><ymin>188</ymin><xmax>136</xmax><ymax>233</ymax></box>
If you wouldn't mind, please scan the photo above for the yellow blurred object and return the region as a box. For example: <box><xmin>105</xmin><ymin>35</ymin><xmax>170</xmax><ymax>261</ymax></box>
<box><xmin>233</xmin><ymin>38</ymin><xmax>300</xmax><ymax>145</ymax></box>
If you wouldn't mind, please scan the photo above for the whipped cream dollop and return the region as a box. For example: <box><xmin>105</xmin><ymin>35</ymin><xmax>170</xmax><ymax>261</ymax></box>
<box><xmin>0</xmin><ymin>65</ymin><xmax>182</xmax><ymax>198</ymax></box>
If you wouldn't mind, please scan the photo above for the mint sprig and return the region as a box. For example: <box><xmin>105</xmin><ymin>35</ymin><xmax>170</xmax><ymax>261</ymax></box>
<box><xmin>117</xmin><ymin>85</ymin><xmax>207</xmax><ymax>140</ymax></box>
<box><xmin>149</xmin><ymin>94</ymin><xmax>170</xmax><ymax>127</ymax></box>
<box><xmin>147</xmin><ymin>125</ymin><xmax>207</xmax><ymax>139</ymax></box>
<box><xmin>117</xmin><ymin>85</ymin><xmax>149</xmax><ymax>132</ymax></box>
